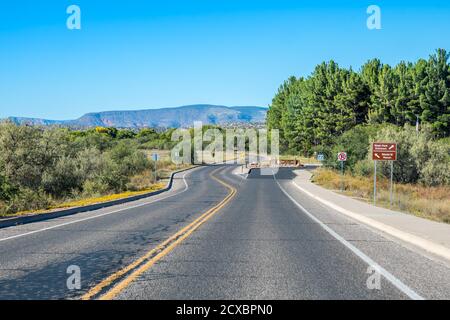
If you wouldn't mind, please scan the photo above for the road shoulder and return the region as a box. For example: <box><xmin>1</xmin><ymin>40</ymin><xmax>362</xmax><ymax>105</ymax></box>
<box><xmin>289</xmin><ymin>169</ymin><xmax>450</xmax><ymax>264</ymax></box>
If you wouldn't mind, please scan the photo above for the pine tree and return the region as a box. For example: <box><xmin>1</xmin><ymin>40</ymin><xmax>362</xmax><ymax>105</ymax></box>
<box><xmin>266</xmin><ymin>49</ymin><xmax>450</xmax><ymax>156</ymax></box>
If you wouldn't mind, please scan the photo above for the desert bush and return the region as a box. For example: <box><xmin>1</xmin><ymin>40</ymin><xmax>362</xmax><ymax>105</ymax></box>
<box><xmin>0</xmin><ymin>172</ymin><xmax>15</xmax><ymax>202</ymax></box>
<box><xmin>323</xmin><ymin>124</ymin><xmax>381</xmax><ymax>171</ymax></box>
<box><xmin>126</xmin><ymin>170</ymin><xmax>156</xmax><ymax>191</ymax></box>
<box><xmin>375</xmin><ymin>124</ymin><xmax>450</xmax><ymax>185</ymax></box>
<box><xmin>88</xmin><ymin>142</ymin><xmax>151</xmax><ymax>192</ymax></box>
<box><xmin>71</xmin><ymin>130</ymin><xmax>113</xmax><ymax>152</ymax></box>
<box><xmin>95</xmin><ymin>126</ymin><xmax>118</xmax><ymax>138</ymax></box>
<box><xmin>107</xmin><ymin>142</ymin><xmax>149</xmax><ymax>174</ymax></box>
<box><xmin>75</xmin><ymin>147</ymin><xmax>106</xmax><ymax>181</ymax></box>
<box><xmin>0</xmin><ymin>123</ymin><xmax>159</xmax><ymax>214</ymax></box>
<box><xmin>5</xmin><ymin>188</ymin><xmax>52</xmax><ymax>214</ymax></box>
<box><xmin>117</xmin><ymin>129</ymin><xmax>136</xmax><ymax>139</ymax></box>
<box><xmin>0</xmin><ymin>123</ymin><xmax>67</xmax><ymax>190</ymax></box>
<box><xmin>42</xmin><ymin>156</ymin><xmax>82</xmax><ymax>197</ymax></box>
<box><xmin>82</xmin><ymin>180</ymin><xmax>111</xmax><ymax>198</ymax></box>
<box><xmin>417</xmin><ymin>140</ymin><xmax>450</xmax><ymax>186</ymax></box>
<box><xmin>353</xmin><ymin>159</ymin><xmax>373</xmax><ymax>177</ymax></box>
<box><xmin>95</xmin><ymin>157</ymin><xmax>125</xmax><ymax>192</ymax></box>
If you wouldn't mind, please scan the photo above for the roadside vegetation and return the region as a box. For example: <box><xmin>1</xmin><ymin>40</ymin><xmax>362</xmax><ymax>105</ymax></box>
<box><xmin>312</xmin><ymin>124</ymin><xmax>450</xmax><ymax>223</ymax></box>
<box><xmin>0</xmin><ymin>123</ymin><xmax>183</xmax><ymax>216</ymax></box>
<box><xmin>0</xmin><ymin>122</ymin><xmax>258</xmax><ymax>216</ymax></box>
<box><xmin>267</xmin><ymin>49</ymin><xmax>450</xmax><ymax>221</ymax></box>
<box><xmin>312</xmin><ymin>168</ymin><xmax>450</xmax><ymax>223</ymax></box>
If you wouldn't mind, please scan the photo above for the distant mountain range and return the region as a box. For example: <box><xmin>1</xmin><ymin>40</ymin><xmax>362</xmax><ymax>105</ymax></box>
<box><xmin>6</xmin><ymin>105</ymin><xmax>267</xmax><ymax>129</ymax></box>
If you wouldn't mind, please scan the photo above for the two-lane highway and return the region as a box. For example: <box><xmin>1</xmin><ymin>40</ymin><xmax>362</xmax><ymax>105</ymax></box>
<box><xmin>111</xmin><ymin>168</ymin><xmax>450</xmax><ymax>300</ymax></box>
<box><xmin>0</xmin><ymin>166</ymin><xmax>449</xmax><ymax>300</ymax></box>
<box><xmin>0</xmin><ymin>166</ymin><xmax>231</xmax><ymax>299</ymax></box>
<box><xmin>111</xmin><ymin>168</ymin><xmax>407</xmax><ymax>299</ymax></box>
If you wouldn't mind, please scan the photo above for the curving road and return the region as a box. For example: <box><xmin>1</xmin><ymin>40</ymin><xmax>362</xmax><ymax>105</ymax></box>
<box><xmin>0</xmin><ymin>165</ymin><xmax>449</xmax><ymax>300</ymax></box>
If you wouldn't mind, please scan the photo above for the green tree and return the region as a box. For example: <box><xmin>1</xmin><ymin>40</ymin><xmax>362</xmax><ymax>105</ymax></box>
<box><xmin>267</xmin><ymin>49</ymin><xmax>450</xmax><ymax>160</ymax></box>
<box><xmin>117</xmin><ymin>129</ymin><xmax>137</xmax><ymax>139</ymax></box>
<box><xmin>267</xmin><ymin>76</ymin><xmax>298</xmax><ymax>151</ymax></box>
<box><xmin>325</xmin><ymin>124</ymin><xmax>380</xmax><ymax>171</ymax></box>
<box><xmin>420</xmin><ymin>49</ymin><xmax>450</xmax><ymax>137</ymax></box>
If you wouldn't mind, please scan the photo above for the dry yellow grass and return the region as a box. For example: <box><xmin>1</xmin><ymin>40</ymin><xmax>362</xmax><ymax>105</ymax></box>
<box><xmin>312</xmin><ymin>168</ymin><xmax>450</xmax><ymax>224</ymax></box>
<box><xmin>57</xmin><ymin>183</ymin><xmax>166</xmax><ymax>209</ymax></box>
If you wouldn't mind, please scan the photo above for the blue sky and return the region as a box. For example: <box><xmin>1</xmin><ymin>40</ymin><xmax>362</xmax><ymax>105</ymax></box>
<box><xmin>0</xmin><ymin>0</ymin><xmax>449</xmax><ymax>119</ymax></box>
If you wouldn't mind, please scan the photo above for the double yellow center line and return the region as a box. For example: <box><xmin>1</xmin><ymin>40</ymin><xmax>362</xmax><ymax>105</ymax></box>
<box><xmin>81</xmin><ymin>166</ymin><xmax>237</xmax><ymax>300</ymax></box>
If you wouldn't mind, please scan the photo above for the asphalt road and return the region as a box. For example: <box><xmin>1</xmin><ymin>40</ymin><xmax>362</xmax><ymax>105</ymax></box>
<box><xmin>0</xmin><ymin>165</ymin><xmax>449</xmax><ymax>300</ymax></box>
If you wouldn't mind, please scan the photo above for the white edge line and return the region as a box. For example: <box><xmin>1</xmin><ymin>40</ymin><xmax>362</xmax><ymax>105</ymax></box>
<box><xmin>0</xmin><ymin>170</ymin><xmax>192</xmax><ymax>243</ymax></box>
<box><xmin>235</xmin><ymin>173</ymin><xmax>248</xmax><ymax>180</ymax></box>
<box><xmin>291</xmin><ymin>180</ymin><xmax>450</xmax><ymax>262</ymax></box>
<box><xmin>273</xmin><ymin>172</ymin><xmax>424</xmax><ymax>300</ymax></box>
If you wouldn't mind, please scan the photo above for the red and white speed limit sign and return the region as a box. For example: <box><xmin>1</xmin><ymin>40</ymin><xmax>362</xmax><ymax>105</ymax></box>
<box><xmin>337</xmin><ymin>152</ymin><xmax>347</xmax><ymax>162</ymax></box>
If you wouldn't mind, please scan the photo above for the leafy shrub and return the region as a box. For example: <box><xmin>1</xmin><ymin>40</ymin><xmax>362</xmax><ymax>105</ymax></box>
<box><xmin>418</xmin><ymin>140</ymin><xmax>450</xmax><ymax>186</ymax></box>
<box><xmin>126</xmin><ymin>170</ymin><xmax>156</xmax><ymax>191</ymax></box>
<box><xmin>95</xmin><ymin>126</ymin><xmax>118</xmax><ymax>138</ymax></box>
<box><xmin>353</xmin><ymin>159</ymin><xmax>373</xmax><ymax>177</ymax></box>
<box><xmin>72</xmin><ymin>131</ymin><xmax>113</xmax><ymax>152</ymax></box>
<box><xmin>82</xmin><ymin>180</ymin><xmax>111</xmax><ymax>198</ymax></box>
<box><xmin>0</xmin><ymin>123</ymin><xmax>67</xmax><ymax>190</ymax></box>
<box><xmin>117</xmin><ymin>129</ymin><xmax>137</xmax><ymax>139</ymax></box>
<box><xmin>6</xmin><ymin>188</ymin><xmax>52</xmax><ymax>214</ymax></box>
<box><xmin>323</xmin><ymin>124</ymin><xmax>381</xmax><ymax>171</ymax></box>
<box><xmin>0</xmin><ymin>172</ymin><xmax>15</xmax><ymax>202</ymax></box>
<box><xmin>75</xmin><ymin>147</ymin><xmax>106</xmax><ymax>182</ymax></box>
<box><xmin>42</xmin><ymin>156</ymin><xmax>83</xmax><ymax>197</ymax></box>
<box><xmin>320</xmin><ymin>123</ymin><xmax>449</xmax><ymax>187</ymax></box>
<box><xmin>0</xmin><ymin>123</ymin><xmax>156</xmax><ymax>214</ymax></box>
<box><xmin>107</xmin><ymin>142</ymin><xmax>149</xmax><ymax>172</ymax></box>
<box><xmin>374</xmin><ymin>124</ymin><xmax>449</xmax><ymax>185</ymax></box>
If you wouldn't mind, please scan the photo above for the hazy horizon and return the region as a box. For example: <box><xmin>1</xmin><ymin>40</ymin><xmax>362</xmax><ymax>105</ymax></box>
<box><xmin>5</xmin><ymin>104</ymin><xmax>268</xmax><ymax>121</ymax></box>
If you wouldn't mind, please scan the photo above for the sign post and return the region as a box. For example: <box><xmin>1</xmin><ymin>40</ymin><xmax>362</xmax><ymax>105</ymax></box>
<box><xmin>240</xmin><ymin>152</ymin><xmax>245</xmax><ymax>173</ymax></box>
<box><xmin>373</xmin><ymin>160</ymin><xmax>377</xmax><ymax>205</ymax></box>
<box><xmin>372</xmin><ymin>143</ymin><xmax>397</xmax><ymax>206</ymax></box>
<box><xmin>152</xmin><ymin>153</ymin><xmax>160</xmax><ymax>182</ymax></box>
<box><xmin>390</xmin><ymin>161</ymin><xmax>394</xmax><ymax>207</ymax></box>
<box><xmin>337</xmin><ymin>152</ymin><xmax>347</xmax><ymax>192</ymax></box>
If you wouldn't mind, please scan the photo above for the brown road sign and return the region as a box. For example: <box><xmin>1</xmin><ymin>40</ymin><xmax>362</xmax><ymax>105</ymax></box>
<box><xmin>372</xmin><ymin>142</ymin><xmax>397</xmax><ymax>161</ymax></box>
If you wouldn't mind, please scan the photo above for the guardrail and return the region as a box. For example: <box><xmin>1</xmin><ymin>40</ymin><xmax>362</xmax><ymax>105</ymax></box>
<box><xmin>0</xmin><ymin>166</ymin><xmax>197</xmax><ymax>229</ymax></box>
